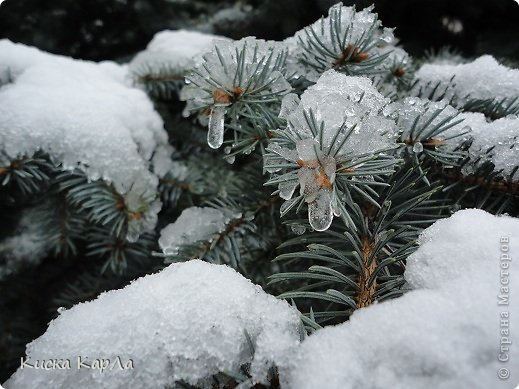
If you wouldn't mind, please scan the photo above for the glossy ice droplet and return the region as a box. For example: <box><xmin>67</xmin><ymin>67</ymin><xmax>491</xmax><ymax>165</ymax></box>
<box><xmin>308</xmin><ymin>190</ymin><xmax>333</xmax><ymax>231</ymax></box>
<box><xmin>413</xmin><ymin>141</ymin><xmax>424</xmax><ymax>153</ymax></box>
<box><xmin>291</xmin><ymin>224</ymin><xmax>306</xmax><ymax>235</ymax></box>
<box><xmin>225</xmin><ymin>155</ymin><xmax>235</xmax><ymax>164</ymax></box>
<box><xmin>208</xmin><ymin>106</ymin><xmax>226</xmax><ymax>149</ymax></box>
<box><xmin>126</xmin><ymin>229</ymin><xmax>140</xmax><ymax>243</ymax></box>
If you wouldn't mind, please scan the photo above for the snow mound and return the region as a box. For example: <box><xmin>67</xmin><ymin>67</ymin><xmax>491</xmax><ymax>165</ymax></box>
<box><xmin>5</xmin><ymin>260</ymin><xmax>300</xmax><ymax>389</ymax></box>
<box><xmin>0</xmin><ymin>40</ymin><xmax>171</xmax><ymax>236</ymax></box>
<box><xmin>286</xmin><ymin>209</ymin><xmax>519</xmax><ymax>389</ymax></box>
<box><xmin>0</xmin><ymin>39</ymin><xmax>169</xmax><ymax>197</ymax></box>
<box><xmin>129</xmin><ymin>29</ymin><xmax>230</xmax><ymax>88</ymax></box>
<box><xmin>415</xmin><ymin>55</ymin><xmax>519</xmax><ymax>105</ymax></box>
<box><xmin>454</xmin><ymin>112</ymin><xmax>519</xmax><ymax>177</ymax></box>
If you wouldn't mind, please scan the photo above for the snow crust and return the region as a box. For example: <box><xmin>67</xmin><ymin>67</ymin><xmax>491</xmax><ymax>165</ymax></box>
<box><xmin>286</xmin><ymin>209</ymin><xmax>519</xmax><ymax>389</ymax></box>
<box><xmin>5</xmin><ymin>260</ymin><xmax>300</xmax><ymax>389</ymax></box>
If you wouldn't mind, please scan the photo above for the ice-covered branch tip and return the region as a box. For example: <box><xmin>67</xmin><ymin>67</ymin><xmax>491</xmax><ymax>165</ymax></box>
<box><xmin>5</xmin><ymin>260</ymin><xmax>300</xmax><ymax>388</ymax></box>
<box><xmin>289</xmin><ymin>2</ymin><xmax>409</xmax><ymax>82</ymax></box>
<box><xmin>265</xmin><ymin>70</ymin><xmax>397</xmax><ymax>231</ymax></box>
<box><xmin>180</xmin><ymin>37</ymin><xmax>291</xmax><ymax>149</ymax></box>
<box><xmin>288</xmin><ymin>209</ymin><xmax>519</xmax><ymax>388</ymax></box>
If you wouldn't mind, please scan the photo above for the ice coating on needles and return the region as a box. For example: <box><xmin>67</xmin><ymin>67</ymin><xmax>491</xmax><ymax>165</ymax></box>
<box><xmin>5</xmin><ymin>260</ymin><xmax>301</xmax><ymax>388</ymax></box>
<box><xmin>383</xmin><ymin>97</ymin><xmax>469</xmax><ymax>147</ymax></box>
<box><xmin>286</xmin><ymin>70</ymin><xmax>396</xmax><ymax>155</ymax></box>
<box><xmin>265</xmin><ymin>70</ymin><xmax>396</xmax><ymax>231</ymax></box>
<box><xmin>180</xmin><ymin>37</ymin><xmax>291</xmax><ymax>148</ymax></box>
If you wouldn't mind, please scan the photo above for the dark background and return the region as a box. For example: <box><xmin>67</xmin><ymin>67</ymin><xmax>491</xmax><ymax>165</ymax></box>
<box><xmin>0</xmin><ymin>0</ymin><xmax>518</xmax><ymax>62</ymax></box>
<box><xmin>0</xmin><ymin>0</ymin><xmax>518</xmax><ymax>384</ymax></box>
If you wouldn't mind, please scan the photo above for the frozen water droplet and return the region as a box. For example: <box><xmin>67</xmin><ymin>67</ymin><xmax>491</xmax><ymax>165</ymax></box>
<box><xmin>308</xmin><ymin>191</ymin><xmax>333</xmax><ymax>231</ymax></box>
<box><xmin>225</xmin><ymin>155</ymin><xmax>235</xmax><ymax>164</ymax></box>
<box><xmin>126</xmin><ymin>229</ymin><xmax>140</xmax><ymax>243</ymax></box>
<box><xmin>224</xmin><ymin>146</ymin><xmax>232</xmax><ymax>154</ymax></box>
<box><xmin>413</xmin><ymin>142</ymin><xmax>423</xmax><ymax>153</ymax></box>
<box><xmin>279</xmin><ymin>93</ymin><xmax>300</xmax><ymax>119</ymax></box>
<box><xmin>291</xmin><ymin>224</ymin><xmax>306</xmax><ymax>235</ymax></box>
<box><xmin>163</xmin><ymin>247</ymin><xmax>177</xmax><ymax>256</ymax></box>
<box><xmin>208</xmin><ymin>106</ymin><xmax>226</xmax><ymax>149</ymax></box>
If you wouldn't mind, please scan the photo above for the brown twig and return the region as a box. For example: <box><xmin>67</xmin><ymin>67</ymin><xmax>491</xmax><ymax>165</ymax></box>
<box><xmin>356</xmin><ymin>235</ymin><xmax>377</xmax><ymax>308</ymax></box>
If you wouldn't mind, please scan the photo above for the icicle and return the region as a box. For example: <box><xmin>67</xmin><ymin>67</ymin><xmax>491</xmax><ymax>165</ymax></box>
<box><xmin>208</xmin><ymin>106</ymin><xmax>226</xmax><ymax>149</ymax></box>
<box><xmin>291</xmin><ymin>224</ymin><xmax>306</xmax><ymax>235</ymax></box>
<box><xmin>308</xmin><ymin>190</ymin><xmax>333</xmax><ymax>231</ymax></box>
<box><xmin>413</xmin><ymin>141</ymin><xmax>423</xmax><ymax>153</ymax></box>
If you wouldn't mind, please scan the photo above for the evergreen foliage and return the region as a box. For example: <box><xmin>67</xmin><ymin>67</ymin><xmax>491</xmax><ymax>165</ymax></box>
<box><xmin>1</xmin><ymin>1</ymin><xmax>518</xmax><ymax>385</ymax></box>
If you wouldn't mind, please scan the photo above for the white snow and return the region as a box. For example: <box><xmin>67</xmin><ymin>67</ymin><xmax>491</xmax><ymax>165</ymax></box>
<box><xmin>415</xmin><ymin>55</ymin><xmax>519</xmax><ymax>105</ymax></box>
<box><xmin>129</xmin><ymin>29</ymin><xmax>230</xmax><ymax>89</ymax></box>
<box><xmin>0</xmin><ymin>40</ymin><xmax>170</xmax><ymax>237</ymax></box>
<box><xmin>0</xmin><ymin>206</ymin><xmax>50</xmax><ymax>281</ymax></box>
<box><xmin>158</xmin><ymin>206</ymin><xmax>238</xmax><ymax>256</ymax></box>
<box><xmin>454</xmin><ymin>112</ymin><xmax>519</xmax><ymax>177</ymax></box>
<box><xmin>283</xmin><ymin>70</ymin><xmax>396</xmax><ymax>156</ymax></box>
<box><xmin>5</xmin><ymin>260</ymin><xmax>301</xmax><ymax>389</ymax></box>
<box><xmin>286</xmin><ymin>209</ymin><xmax>519</xmax><ymax>389</ymax></box>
